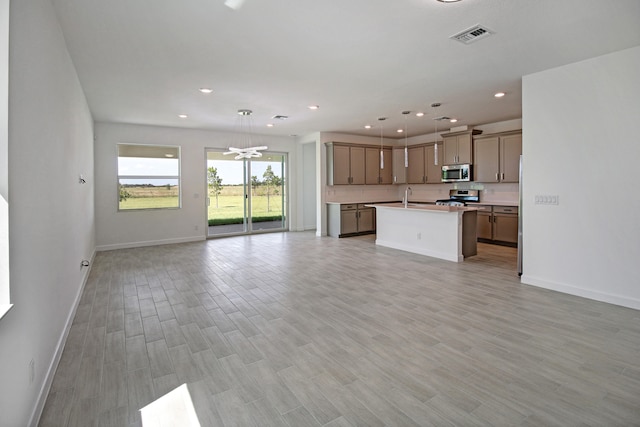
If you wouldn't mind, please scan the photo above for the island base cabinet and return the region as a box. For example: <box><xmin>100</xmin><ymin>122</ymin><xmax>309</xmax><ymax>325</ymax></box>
<box><xmin>372</xmin><ymin>205</ymin><xmax>477</xmax><ymax>262</ymax></box>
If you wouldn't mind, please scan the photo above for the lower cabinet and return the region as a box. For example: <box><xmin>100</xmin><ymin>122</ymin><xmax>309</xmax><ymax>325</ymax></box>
<box><xmin>476</xmin><ymin>205</ymin><xmax>518</xmax><ymax>246</ymax></box>
<box><xmin>328</xmin><ymin>203</ymin><xmax>376</xmax><ymax>237</ymax></box>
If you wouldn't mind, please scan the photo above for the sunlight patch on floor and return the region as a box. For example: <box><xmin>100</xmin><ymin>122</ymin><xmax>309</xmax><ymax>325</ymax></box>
<box><xmin>140</xmin><ymin>384</ymin><xmax>201</xmax><ymax>427</ymax></box>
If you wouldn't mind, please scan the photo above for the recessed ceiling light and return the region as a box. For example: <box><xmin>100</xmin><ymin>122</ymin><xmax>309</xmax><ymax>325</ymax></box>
<box><xmin>266</xmin><ymin>123</ymin><xmax>274</xmax><ymax>127</ymax></box>
<box><xmin>178</xmin><ymin>114</ymin><xmax>188</xmax><ymax>119</ymax></box>
<box><xmin>199</xmin><ymin>88</ymin><xmax>213</xmax><ymax>94</ymax></box>
<box><xmin>450</xmin><ymin>118</ymin><xmax>458</xmax><ymax>123</ymax></box>
<box><xmin>165</xmin><ymin>154</ymin><xmax>175</xmax><ymax>158</ymax></box>
<box><xmin>364</xmin><ymin>125</ymin><xmax>372</xmax><ymax>129</ymax></box>
<box><xmin>416</xmin><ymin>112</ymin><xmax>425</xmax><ymax>117</ymax></box>
<box><xmin>308</xmin><ymin>105</ymin><xmax>319</xmax><ymax>110</ymax></box>
<box><xmin>494</xmin><ymin>92</ymin><xmax>506</xmax><ymax>98</ymax></box>
<box><xmin>397</xmin><ymin>129</ymin><xmax>403</xmax><ymax>133</ymax></box>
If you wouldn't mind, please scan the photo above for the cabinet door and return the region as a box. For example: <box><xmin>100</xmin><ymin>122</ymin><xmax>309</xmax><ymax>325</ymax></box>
<box><xmin>407</xmin><ymin>146</ymin><xmax>425</xmax><ymax>184</ymax></box>
<box><xmin>380</xmin><ymin>148</ymin><xmax>393</xmax><ymax>184</ymax></box>
<box><xmin>477</xmin><ymin>211</ymin><xmax>493</xmax><ymax>240</ymax></box>
<box><xmin>357</xmin><ymin>208</ymin><xmax>375</xmax><ymax>233</ymax></box>
<box><xmin>365</xmin><ymin>147</ymin><xmax>381</xmax><ymax>184</ymax></box>
<box><xmin>474</xmin><ymin>137</ymin><xmax>500</xmax><ymax>182</ymax></box>
<box><xmin>332</xmin><ymin>145</ymin><xmax>351</xmax><ymax>185</ymax></box>
<box><xmin>425</xmin><ymin>143</ymin><xmax>443</xmax><ymax>183</ymax></box>
<box><xmin>457</xmin><ymin>133</ymin><xmax>472</xmax><ymax>164</ymax></box>
<box><xmin>392</xmin><ymin>148</ymin><xmax>407</xmax><ymax>184</ymax></box>
<box><xmin>442</xmin><ymin>136</ymin><xmax>458</xmax><ymax>165</ymax></box>
<box><xmin>500</xmin><ymin>133</ymin><xmax>522</xmax><ymax>182</ymax></box>
<box><xmin>340</xmin><ymin>210</ymin><xmax>358</xmax><ymax>234</ymax></box>
<box><xmin>350</xmin><ymin>146</ymin><xmax>366</xmax><ymax>184</ymax></box>
<box><xmin>493</xmin><ymin>213</ymin><xmax>518</xmax><ymax>243</ymax></box>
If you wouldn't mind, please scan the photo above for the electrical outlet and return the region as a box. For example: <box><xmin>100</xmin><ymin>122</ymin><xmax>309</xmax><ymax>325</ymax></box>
<box><xmin>194</xmin><ymin>225</ymin><xmax>199</xmax><ymax>231</ymax></box>
<box><xmin>417</xmin><ymin>232</ymin><xmax>422</xmax><ymax>240</ymax></box>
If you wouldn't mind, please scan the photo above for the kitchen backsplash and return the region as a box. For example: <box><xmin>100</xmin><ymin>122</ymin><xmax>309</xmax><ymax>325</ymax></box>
<box><xmin>325</xmin><ymin>182</ymin><xmax>519</xmax><ymax>205</ymax></box>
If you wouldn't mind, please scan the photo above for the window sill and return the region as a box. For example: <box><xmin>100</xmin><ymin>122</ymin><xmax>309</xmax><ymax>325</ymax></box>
<box><xmin>0</xmin><ymin>304</ymin><xmax>13</xmax><ymax>320</ymax></box>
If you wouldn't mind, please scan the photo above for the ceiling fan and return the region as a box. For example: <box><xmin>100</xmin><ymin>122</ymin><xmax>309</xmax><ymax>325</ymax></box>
<box><xmin>224</xmin><ymin>0</ymin><xmax>247</xmax><ymax>10</ymax></box>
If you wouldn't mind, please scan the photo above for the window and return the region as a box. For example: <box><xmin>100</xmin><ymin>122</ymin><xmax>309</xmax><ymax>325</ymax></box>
<box><xmin>117</xmin><ymin>144</ymin><xmax>181</xmax><ymax>210</ymax></box>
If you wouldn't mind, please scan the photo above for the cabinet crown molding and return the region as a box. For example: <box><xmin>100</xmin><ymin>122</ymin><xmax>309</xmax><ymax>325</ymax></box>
<box><xmin>473</xmin><ymin>129</ymin><xmax>522</xmax><ymax>140</ymax></box>
<box><xmin>440</xmin><ymin>129</ymin><xmax>483</xmax><ymax>137</ymax></box>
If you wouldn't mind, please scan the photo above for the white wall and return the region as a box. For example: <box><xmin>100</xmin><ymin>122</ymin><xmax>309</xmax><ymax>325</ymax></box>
<box><xmin>0</xmin><ymin>0</ymin><xmax>9</xmax><ymax>313</ymax></box>
<box><xmin>0</xmin><ymin>0</ymin><xmax>95</xmax><ymax>424</ymax></box>
<box><xmin>301</xmin><ymin>142</ymin><xmax>317</xmax><ymax>230</ymax></box>
<box><xmin>94</xmin><ymin>122</ymin><xmax>298</xmax><ymax>249</ymax></box>
<box><xmin>522</xmin><ymin>45</ymin><xmax>640</xmax><ymax>309</ymax></box>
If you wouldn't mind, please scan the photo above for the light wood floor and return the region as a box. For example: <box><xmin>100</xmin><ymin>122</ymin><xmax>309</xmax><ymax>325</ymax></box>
<box><xmin>40</xmin><ymin>232</ymin><xmax>640</xmax><ymax>426</ymax></box>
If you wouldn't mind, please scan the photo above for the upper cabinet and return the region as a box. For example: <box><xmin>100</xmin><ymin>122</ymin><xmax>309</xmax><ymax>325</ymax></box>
<box><xmin>327</xmin><ymin>143</ymin><xmax>365</xmax><ymax>185</ymax></box>
<box><xmin>392</xmin><ymin>148</ymin><xmax>407</xmax><ymax>184</ymax></box>
<box><xmin>441</xmin><ymin>129</ymin><xmax>481</xmax><ymax>165</ymax></box>
<box><xmin>425</xmin><ymin>143</ymin><xmax>443</xmax><ymax>183</ymax></box>
<box><xmin>406</xmin><ymin>146</ymin><xmax>425</xmax><ymax>184</ymax></box>
<box><xmin>406</xmin><ymin>143</ymin><xmax>443</xmax><ymax>184</ymax></box>
<box><xmin>327</xmin><ymin>142</ymin><xmax>394</xmax><ymax>185</ymax></box>
<box><xmin>365</xmin><ymin>147</ymin><xmax>393</xmax><ymax>184</ymax></box>
<box><xmin>473</xmin><ymin>131</ymin><xmax>522</xmax><ymax>183</ymax></box>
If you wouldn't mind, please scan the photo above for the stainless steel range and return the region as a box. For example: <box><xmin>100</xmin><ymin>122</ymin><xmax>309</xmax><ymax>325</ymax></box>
<box><xmin>435</xmin><ymin>189</ymin><xmax>479</xmax><ymax>206</ymax></box>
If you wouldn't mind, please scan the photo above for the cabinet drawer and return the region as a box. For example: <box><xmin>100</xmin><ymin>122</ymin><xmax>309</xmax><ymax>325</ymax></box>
<box><xmin>494</xmin><ymin>206</ymin><xmax>518</xmax><ymax>214</ymax></box>
<box><xmin>341</xmin><ymin>204</ymin><xmax>358</xmax><ymax>211</ymax></box>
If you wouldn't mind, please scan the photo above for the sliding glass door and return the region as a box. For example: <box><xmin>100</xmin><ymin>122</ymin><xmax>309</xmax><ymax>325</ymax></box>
<box><xmin>206</xmin><ymin>150</ymin><xmax>287</xmax><ymax>237</ymax></box>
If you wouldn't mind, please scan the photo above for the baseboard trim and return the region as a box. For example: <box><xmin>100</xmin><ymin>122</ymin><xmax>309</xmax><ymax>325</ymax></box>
<box><xmin>29</xmin><ymin>248</ymin><xmax>97</xmax><ymax>427</ymax></box>
<box><xmin>96</xmin><ymin>236</ymin><xmax>205</xmax><ymax>252</ymax></box>
<box><xmin>520</xmin><ymin>274</ymin><xmax>640</xmax><ymax>310</ymax></box>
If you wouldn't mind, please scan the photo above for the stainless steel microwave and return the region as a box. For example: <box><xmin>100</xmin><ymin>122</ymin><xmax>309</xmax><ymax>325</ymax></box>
<box><xmin>441</xmin><ymin>164</ymin><xmax>471</xmax><ymax>182</ymax></box>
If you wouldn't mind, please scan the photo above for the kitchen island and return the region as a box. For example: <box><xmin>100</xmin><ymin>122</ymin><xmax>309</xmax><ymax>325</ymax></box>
<box><xmin>367</xmin><ymin>203</ymin><xmax>478</xmax><ymax>262</ymax></box>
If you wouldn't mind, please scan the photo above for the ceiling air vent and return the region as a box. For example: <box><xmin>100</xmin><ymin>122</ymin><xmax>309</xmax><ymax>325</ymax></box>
<box><xmin>272</xmin><ymin>115</ymin><xmax>289</xmax><ymax>120</ymax></box>
<box><xmin>450</xmin><ymin>24</ymin><xmax>494</xmax><ymax>44</ymax></box>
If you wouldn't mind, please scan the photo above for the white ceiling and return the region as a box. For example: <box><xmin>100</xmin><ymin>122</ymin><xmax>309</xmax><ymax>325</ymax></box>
<box><xmin>50</xmin><ymin>0</ymin><xmax>640</xmax><ymax>138</ymax></box>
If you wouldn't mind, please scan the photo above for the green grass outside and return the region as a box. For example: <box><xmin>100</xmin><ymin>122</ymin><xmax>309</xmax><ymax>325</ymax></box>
<box><xmin>119</xmin><ymin>185</ymin><xmax>284</xmax><ymax>226</ymax></box>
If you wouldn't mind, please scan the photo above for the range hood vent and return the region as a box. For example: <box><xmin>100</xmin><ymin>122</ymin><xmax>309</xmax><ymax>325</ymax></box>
<box><xmin>450</xmin><ymin>24</ymin><xmax>494</xmax><ymax>44</ymax></box>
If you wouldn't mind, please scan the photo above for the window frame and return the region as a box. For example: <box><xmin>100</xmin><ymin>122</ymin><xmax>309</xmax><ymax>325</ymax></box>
<box><xmin>117</xmin><ymin>143</ymin><xmax>182</xmax><ymax>211</ymax></box>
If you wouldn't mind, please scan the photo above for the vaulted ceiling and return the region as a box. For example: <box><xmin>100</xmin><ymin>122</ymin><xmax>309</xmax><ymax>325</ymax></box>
<box><xmin>51</xmin><ymin>0</ymin><xmax>640</xmax><ymax>138</ymax></box>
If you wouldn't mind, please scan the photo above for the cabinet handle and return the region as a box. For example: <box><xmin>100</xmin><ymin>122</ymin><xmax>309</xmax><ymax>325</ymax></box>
<box><xmin>496</xmin><ymin>173</ymin><xmax>499</xmax><ymax>181</ymax></box>
<box><xmin>502</xmin><ymin>173</ymin><xmax>505</xmax><ymax>180</ymax></box>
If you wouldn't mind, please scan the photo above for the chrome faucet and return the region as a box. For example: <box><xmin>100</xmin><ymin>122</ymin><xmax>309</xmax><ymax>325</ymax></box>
<box><xmin>404</xmin><ymin>186</ymin><xmax>412</xmax><ymax>207</ymax></box>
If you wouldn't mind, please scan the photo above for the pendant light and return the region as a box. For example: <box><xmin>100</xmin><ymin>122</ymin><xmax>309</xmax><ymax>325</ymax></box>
<box><xmin>431</xmin><ymin>103</ymin><xmax>441</xmax><ymax>166</ymax></box>
<box><xmin>223</xmin><ymin>109</ymin><xmax>268</xmax><ymax>159</ymax></box>
<box><xmin>378</xmin><ymin>117</ymin><xmax>386</xmax><ymax>169</ymax></box>
<box><xmin>402</xmin><ymin>111</ymin><xmax>410</xmax><ymax>167</ymax></box>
